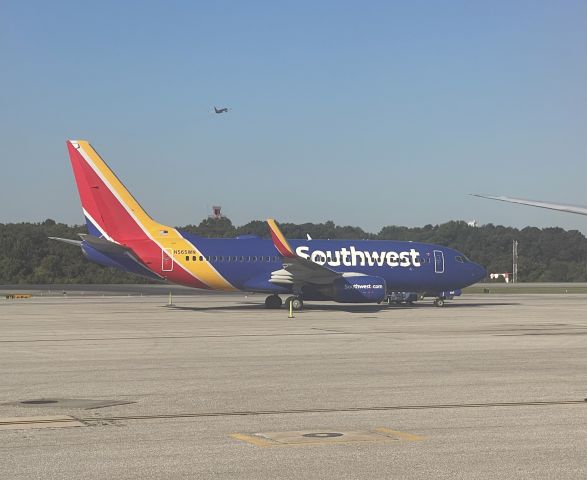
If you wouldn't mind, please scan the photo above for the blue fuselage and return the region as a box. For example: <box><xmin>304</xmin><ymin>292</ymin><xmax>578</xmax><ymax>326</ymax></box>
<box><xmin>174</xmin><ymin>233</ymin><xmax>486</xmax><ymax>295</ymax></box>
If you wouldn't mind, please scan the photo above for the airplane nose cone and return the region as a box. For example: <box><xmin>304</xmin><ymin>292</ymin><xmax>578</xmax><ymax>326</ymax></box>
<box><xmin>473</xmin><ymin>264</ymin><xmax>487</xmax><ymax>282</ymax></box>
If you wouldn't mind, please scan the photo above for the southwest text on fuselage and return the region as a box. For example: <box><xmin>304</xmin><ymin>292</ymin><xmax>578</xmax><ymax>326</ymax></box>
<box><xmin>296</xmin><ymin>246</ymin><xmax>421</xmax><ymax>268</ymax></box>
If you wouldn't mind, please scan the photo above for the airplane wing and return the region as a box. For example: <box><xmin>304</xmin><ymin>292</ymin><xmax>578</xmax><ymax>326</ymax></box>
<box><xmin>267</xmin><ymin>219</ymin><xmax>341</xmax><ymax>285</ymax></box>
<box><xmin>471</xmin><ymin>194</ymin><xmax>587</xmax><ymax>216</ymax></box>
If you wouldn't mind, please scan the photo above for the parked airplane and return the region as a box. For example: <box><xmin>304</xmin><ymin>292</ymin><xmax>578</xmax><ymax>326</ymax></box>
<box><xmin>52</xmin><ymin>141</ymin><xmax>486</xmax><ymax>309</ymax></box>
<box><xmin>214</xmin><ymin>106</ymin><xmax>229</xmax><ymax>114</ymax></box>
<box><xmin>471</xmin><ymin>194</ymin><xmax>587</xmax><ymax>216</ymax></box>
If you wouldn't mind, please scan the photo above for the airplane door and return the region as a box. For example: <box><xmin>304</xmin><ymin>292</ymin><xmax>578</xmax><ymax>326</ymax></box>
<box><xmin>162</xmin><ymin>248</ymin><xmax>174</xmax><ymax>272</ymax></box>
<box><xmin>433</xmin><ymin>250</ymin><xmax>444</xmax><ymax>273</ymax></box>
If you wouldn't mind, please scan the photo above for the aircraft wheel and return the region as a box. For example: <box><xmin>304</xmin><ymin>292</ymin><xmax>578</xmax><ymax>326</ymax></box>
<box><xmin>265</xmin><ymin>295</ymin><xmax>283</xmax><ymax>309</ymax></box>
<box><xmin>292</xmin><ymin>297</ymin><xmax>303</xmax><ymax>311</ymax></box>
<box><xmin>286</xmin><ymin>296</ymin><xmax>304</xmax><ymax>311</ymax></box>
<box><xmin>434</xmin><ymin>298</ymin><xmax>445</xmax><ymax>307</ymax></box>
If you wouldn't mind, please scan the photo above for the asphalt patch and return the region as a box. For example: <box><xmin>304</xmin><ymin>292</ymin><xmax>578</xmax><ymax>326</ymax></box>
<box><xmin>232</xmin><ymin>427</ymin><xmax>427</xmax><ymax>447</ymax></box>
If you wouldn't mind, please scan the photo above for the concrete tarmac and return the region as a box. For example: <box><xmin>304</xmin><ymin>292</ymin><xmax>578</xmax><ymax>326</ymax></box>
<box><xmin>0</xmin><ymin>292</ymin><xmax>585</xmax><ymax>479</ymax></box>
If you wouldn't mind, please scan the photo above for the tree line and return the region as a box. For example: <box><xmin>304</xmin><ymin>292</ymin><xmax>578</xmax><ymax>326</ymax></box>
<box><xmin>1</xmin><ymin>218</ymin><xmax>586</xmax><ymax>284</ymax></box>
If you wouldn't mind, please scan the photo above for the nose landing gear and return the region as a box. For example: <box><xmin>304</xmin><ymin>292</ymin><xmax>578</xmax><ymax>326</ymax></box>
<box><xmin>433</xmin><ymin>297</ymin><xmax>445</xmax><ymax>307</ymax></box>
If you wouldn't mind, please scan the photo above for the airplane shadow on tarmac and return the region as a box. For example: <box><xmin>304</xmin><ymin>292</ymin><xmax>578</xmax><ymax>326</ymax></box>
<box><xmin>167</xmin><ymin>301</ymin><xmax>520</xmax><ymax>314</ymax></box>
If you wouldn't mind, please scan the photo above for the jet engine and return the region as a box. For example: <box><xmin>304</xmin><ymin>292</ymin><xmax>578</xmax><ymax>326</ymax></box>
<box><xmin>329</xmin><ymin>275</ymin><xmax>387</xmax><ymax>303</ymax></box>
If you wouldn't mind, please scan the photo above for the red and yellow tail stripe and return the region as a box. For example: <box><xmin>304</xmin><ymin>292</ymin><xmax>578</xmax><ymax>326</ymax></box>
<box><xmin>267</xmin><ymin>219</ymin><xmax>296</xmax><ymax>258</ymax></box>
<box><xmin>68</xmin><ymin>140</ymin><xmax>236</xmax><ymax>291</ymax></box>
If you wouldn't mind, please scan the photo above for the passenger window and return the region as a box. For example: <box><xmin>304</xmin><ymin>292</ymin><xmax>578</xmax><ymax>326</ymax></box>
<box><xmin>192</xmin><ymin>256</ymin><xmax>197</xmax><ymax>261</ymax></box>
<box><xmin>240</xmin><ymin>256</ymin><xmax>244</xmax><ymax>262</ymax></box>
<box><xmin>199</xmin><ymin>256</ymin><xmax>204</xmax><ymax>261</ymax></box>
<box><xmin>185</xmin><ymin>256</ymin><xmax>190</xmax><ymax>261</ymax></box>
<box><xmin>252</xmin><ymin>256</ymin><xmax>257</xmax><ymax>262</ymax></box>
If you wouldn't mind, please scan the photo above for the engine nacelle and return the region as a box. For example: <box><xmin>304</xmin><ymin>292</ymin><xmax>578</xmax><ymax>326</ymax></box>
<box><xmin>331</xmin><ymin>275</ymin><xmax>386</xmax><ymax>303</ymax></box>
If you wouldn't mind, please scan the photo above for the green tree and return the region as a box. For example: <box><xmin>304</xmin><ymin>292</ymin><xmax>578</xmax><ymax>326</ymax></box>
<box><xmin>1</xmin><ymin>218</ymin><xmax>586</xmax><ymax>284</ymax></box>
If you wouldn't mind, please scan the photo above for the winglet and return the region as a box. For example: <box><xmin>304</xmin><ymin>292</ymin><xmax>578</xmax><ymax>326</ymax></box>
<box><xmin>267</xmin><ymin>219</ymin><xmax>296</xmax><ymax>258</ymax></box>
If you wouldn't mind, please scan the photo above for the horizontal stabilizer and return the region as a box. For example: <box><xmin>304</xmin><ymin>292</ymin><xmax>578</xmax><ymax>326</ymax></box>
<box><xmin>49</xmin><ymin>237</ymin><xmax>83</xmax><ymax>247</ymax></box>
<box><xmin>82</xmin><ymin>235</ymin><xmax>164</xmax><ymax>280</ymax></box>
<box><xmin>52</xmin><ymin>234</ymin><xmax>162</xmax><ymax>281</ymax></box>
<box><xmin>79</xmin><ymin>234</ymin><xmax>133</xmax><ymax>255</ymax></box>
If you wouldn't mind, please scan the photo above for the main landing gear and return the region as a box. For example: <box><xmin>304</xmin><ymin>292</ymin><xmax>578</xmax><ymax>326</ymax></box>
<box><xmin>264</xmin><ymin>295</ymin><xmax>304</xmax><ymax>311</ymax></box>
<box><xmin>285</xmin><ymin>296</ymin><xmax>304</xmax><ymax>311</ymax></box>
<box><xmin>264</xmin><ymin>294</ymin><xmax>283</xmax><ymax>309</ymax></box>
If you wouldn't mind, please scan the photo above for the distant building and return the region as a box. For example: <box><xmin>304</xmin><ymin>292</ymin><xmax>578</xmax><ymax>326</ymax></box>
<box><xmin>467</xmin><ymin>220</ymin><xmax>478</xmax><ymax>227</ymax></box>
<box><xmin>209</xmin><ymin>205</ymin><xmax>224</xmax><ymax>220</ymax></box>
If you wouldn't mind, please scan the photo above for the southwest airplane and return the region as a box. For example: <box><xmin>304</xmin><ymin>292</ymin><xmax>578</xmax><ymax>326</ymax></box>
<box><xmin>52</xmin><ymin>140</ymin><xmax>486</xmax><ymax>310</ymax></box>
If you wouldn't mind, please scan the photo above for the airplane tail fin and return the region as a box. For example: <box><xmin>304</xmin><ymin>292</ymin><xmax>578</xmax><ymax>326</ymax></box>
<box><xmin>67</xmin><ymin>140</ymin><xmax>166</xmax><ymax>243</ymax></box>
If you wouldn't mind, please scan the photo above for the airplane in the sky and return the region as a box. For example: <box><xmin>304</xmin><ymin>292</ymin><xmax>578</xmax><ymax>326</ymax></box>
<box><xmin>52</xmin><ymin>140</ymin><xmax>486</xmax><ymax>310</ymax></box>
<box><xmin>214</xmin><ymin>106</ymin><xmax>229</xmax><ymax>114</ymax></box>
<box><xmin>471</xmin><ymin>194</ymin><xmax>587</xmax><ymax>216</ymax></box>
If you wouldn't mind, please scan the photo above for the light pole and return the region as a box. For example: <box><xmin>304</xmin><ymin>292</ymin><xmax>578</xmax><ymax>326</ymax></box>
<box><xmin>512</xmin><ymin>240</ymin><xmax>519</xmax><ymax>283</ymax></box>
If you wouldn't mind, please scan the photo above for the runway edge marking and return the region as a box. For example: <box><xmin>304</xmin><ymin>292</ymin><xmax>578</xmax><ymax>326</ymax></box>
<box><xmin>0</xmin><ymin>416</ymin><xmax>85</xmax><ymax>431</ymax></box>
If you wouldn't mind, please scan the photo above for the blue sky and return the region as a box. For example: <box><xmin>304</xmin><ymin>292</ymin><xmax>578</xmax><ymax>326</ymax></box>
<box><xmin>1</xmin><ymin>0</ymin><xmax>586</xmax><ymax>233</ymax></box>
